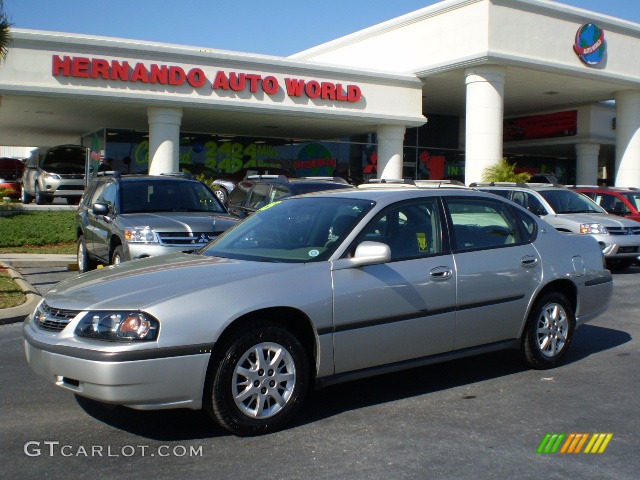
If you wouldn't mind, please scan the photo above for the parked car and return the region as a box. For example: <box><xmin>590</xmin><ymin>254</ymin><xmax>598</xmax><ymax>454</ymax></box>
<box><xmin>212</xmin><ymin>166</ymin><xmax>297</xmax><ymax>204</ymax></box>
<box><xmin>226</xmin><ymin>175</ymin><xmax>354</xmax><ymax>218</ymax></box>
<box><xmin>0</xmin><ymin>157</ymin><xmax>25</xmax><ymax>199</ymax></box>
<box><xmin>472</xmin><ymin>182</ymin><xmax>640</xmax><ymax>270</ymax></box>
<box><xmin>571</xmin><ymin>186</ymin><xmax>640</xmax><ymax>222</ymax></box>
<box><xmin>24</xmin><ymin>187</ymin><xmax>612</xmax><ymax>436</ymax></box>
<box><xmin>76</xmin><ymin>172</ymin><xmax>239</xmax><ymax>272</ymax></box>
<box><xmin>22</xmin><ymin>145</ymin><xmax>87</xmax><ymax>205</ymax></box>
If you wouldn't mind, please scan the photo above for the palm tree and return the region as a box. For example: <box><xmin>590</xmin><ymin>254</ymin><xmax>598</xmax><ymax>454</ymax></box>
<box><xmin>482</xmin><ymin>158</ymin><xmax>531</xmax><ymax>183</ymax></box>
<box><xmin>0</xmin><ymin>0</ymin><xmax>12</xmax><ymax>60</ymax></box>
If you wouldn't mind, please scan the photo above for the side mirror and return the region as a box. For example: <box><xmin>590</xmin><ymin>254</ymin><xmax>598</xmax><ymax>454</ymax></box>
<box><xmin>92</xmin><ymin>203</ymin><xmax>109</xmax><ymax>215</ymax></box>
<box><xmin>333</xmin><ymin>241</ymin><xmax>391</xmax><ymax>270</ymax></box>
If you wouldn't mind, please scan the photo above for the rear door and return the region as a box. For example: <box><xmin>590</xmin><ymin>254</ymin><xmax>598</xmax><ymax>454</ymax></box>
<box><xmin>444</xmin><ymin>196</ymin><xmax>542</xmax><ymax>349</ymax></box>
<box><xmin>85</xmin><ymin>181</ymin><xmax>117</xmax><ymax>262</ymax></box>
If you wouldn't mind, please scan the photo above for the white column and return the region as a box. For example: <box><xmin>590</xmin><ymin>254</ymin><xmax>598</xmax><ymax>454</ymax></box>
<box><xmin>575</xmin><ymin>143</ymin><xmax>600</xmax><ymax>185</ymax></box>
<box><xmin>376</xmin><ymin>125</ymin><xmax>406</xmax><ymax>179</ymax></box>
<box><xmin>614</xmin><ymin>90</ymin><xmax>640</xmax><ymax>187</ymax></box>
<box><xmin>464</xmin><ymin>66</ymin><xmax>506</xmax><ymax>185</ymax></box>
<box><xmin>147</xmin><ymin>106</ymin><xmax>183</xmax><ymax>175</ymax></box>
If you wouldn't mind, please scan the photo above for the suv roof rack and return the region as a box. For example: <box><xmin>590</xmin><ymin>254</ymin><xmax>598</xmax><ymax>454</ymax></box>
<box><xmin>414</xmin><ymin>179</ymin><xmax>466</xmax><ymax>187</ymax></box>
<box><xmin>159</xmin><ymin>172</ymin><xmax>194</xmax><ymax>180</ymax></box>
<box><xmin>469</xmin><ymin>181</ymin><xmax>564</xmax><ymax>189</ymax></box>
<box><xmin>96</xmin><ymin>170</ymin><xmax>122</xmax><ymax>179</ymax></box>
<box><xmin>364</xmin><ymin>178</ymin><xmax>415</xmax><ymax>185</ymax></box>
<box><xmin>245</xmin><ymin>174</ymin><xmax>289</xmax><ymax>182</ymax></box>
<box><xmin>296</xmin><ymin>176</ymin><xmax>350</xmax><ymax>184</ymax></box>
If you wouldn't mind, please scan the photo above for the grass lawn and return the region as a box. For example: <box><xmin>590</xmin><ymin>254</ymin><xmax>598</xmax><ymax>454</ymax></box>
<box><xmin>0</xmin><ymin>267</ymin><xmax>26</xmax><ymax>309</ymax></box>
<box><xmin>0</xmin><ymin>210</ymin><xmax>76</xmax><ymax>253</ymax></box>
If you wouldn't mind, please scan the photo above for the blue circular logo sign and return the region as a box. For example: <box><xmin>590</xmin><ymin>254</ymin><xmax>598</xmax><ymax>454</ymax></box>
<box><xmin>573</xmin><ymin>24</ymin><xmax>606</xmax><ymax>66</ymax></box>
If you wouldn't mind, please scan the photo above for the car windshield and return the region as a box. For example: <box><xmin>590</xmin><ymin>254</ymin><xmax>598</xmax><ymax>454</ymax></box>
<box><xmin>621</xmin><ymin>191</ymin><xmax>640</xmax><ymax>211</ymax></box>
<box><xmin>121</xmin><ymin>180</ymin><xmax>226</xmax><ymax>214</ymax></box>
<box><xmin>538</xmin><ymin>189</ymin><xmax>605</xmax><ymax>214</ymax></box>
<box><xmin>200</xmin><ymin>196</ymin><xmax>374</xmax><ymax>263</ymax></box>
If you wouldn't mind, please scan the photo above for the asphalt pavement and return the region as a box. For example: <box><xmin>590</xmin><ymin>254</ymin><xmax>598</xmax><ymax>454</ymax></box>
<box><xmin>0</xmin><ymin>259</ymin><xmax>639</xmax><ymax>479</ymax></box>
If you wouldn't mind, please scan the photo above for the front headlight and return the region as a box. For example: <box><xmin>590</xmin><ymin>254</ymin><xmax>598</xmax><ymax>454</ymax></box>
<box><xmin>125</xmin><ymin>226</ymin><xmax>159</xmax><ymax>243</ymax></box>
<box><xmin>42</xmin><ymin>172</ymin><xmax>61</xmax><ymax>180</ymax></box>
<box><xmin>75</xmin><ymin>311</ymin><xmax>159</xmax><ymax>341</ymax></box>
<box><xmin>579</xmin><ymin>223</ymin><xmax>607</xmax><ymax>234</ymax></box>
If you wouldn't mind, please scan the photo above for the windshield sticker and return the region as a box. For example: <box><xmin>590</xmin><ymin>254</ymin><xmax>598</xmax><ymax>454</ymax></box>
<box><xmin>308</xmin><ymin>249</ymin><xmax>320</xmax><ymax>257</ymax></box>
<box><xmin>258</xmin><ymin>201</ymin><xmax>281</xmax><ymax>212</ymax></box>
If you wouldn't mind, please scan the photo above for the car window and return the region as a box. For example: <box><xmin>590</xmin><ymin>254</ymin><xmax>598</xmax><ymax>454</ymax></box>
<box><xmin>202</xmin><ymin>197</ymin><xmax>374</xmax><ymax>263</ymax></box>
<box><xmin>121</xmin><ymin>180</ymin><xmax>225</xmax><ymax>213</ymax></box>
<box><xmin>594</xmin><ymin>193</ymin><xmax>630</xmax><ymax>214</ymax></box>
<box><xmin>270</xmin><ymin>184</ymin><xmax>291</xmax><ymax>202</ymax></box>
<box><xmin>227</xmin><ymin>181</ymin><xmax>251</xmax><ymax>207</ymax></box>
<box><xmin>97</xmin><ymin>183</ymin><xmax>117</xmax><ymax>211</ymax></box>
<box><xmin>247</xmin><ymin>184</ymin><xmax>271</xmax><ymax>209</ymax></box>
<box><xmin>538</xmin><ymin>189</ymin><xmax>604</xmax><ymax>214</ymax></box>
<box><xmin>621</xmin><ymin>191</ymin><xmax>640</xmax><ymax>212</ymax></box>
<box><xmin>445</xmin><ymin>197</ymin><xmax>522</xmax><ymax>251</ymax></box>
<box><xmin>356</xmin><ymin>199</ymin><xmax>442</xmax><ymax>261</ymax></box>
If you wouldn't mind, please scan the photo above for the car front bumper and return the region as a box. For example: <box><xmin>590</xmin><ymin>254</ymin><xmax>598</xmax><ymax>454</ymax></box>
<box><xmin>23</xmin><ymin>321</ymin><xmax>211</xmax><ymax>410</ymax></box>
<box><xmin>126</xmin><ymin>242</ymin><xmax>208</xmax><ymax>260</ymax></box>
<box><xmin>592</xmin><ymin>234</ymin><xmax>640</xmax><ymax>259</ymax></box>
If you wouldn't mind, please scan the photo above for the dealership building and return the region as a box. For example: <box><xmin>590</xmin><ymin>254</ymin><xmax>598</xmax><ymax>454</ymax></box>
<box><xmin>1</xmin><ymin>0</ymin><xmax>639</xmax><ymax>186</ymax></box>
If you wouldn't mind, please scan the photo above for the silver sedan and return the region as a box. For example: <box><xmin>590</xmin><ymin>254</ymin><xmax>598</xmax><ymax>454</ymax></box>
<box><xmin>23</xmin><ymin>188</ymin><xmax>613</xmax><ymax>435</ymax></box>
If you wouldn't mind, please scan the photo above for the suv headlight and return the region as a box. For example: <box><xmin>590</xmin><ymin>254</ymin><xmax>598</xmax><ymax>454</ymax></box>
<box><xmin>42</xmin><ymin>172</ymin><xmax>61</xmax><ymax>180</ymax></box>
<box><xmin>125</xmin><ymin>226</ymin><xmax>159</xmax><ymax>243</ymax></box>
<box><xmin>579</xmin><ymin>223</ymin><xmax>607</xmax><ymax>234</ymax></box>
<box><xmin>75</xmin><ymin>311</ymin><xmax>159</xmax><ymax>341</ymax></box>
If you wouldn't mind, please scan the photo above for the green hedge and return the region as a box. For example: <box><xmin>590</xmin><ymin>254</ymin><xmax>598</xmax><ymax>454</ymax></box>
<box><xmin>0</xmin><ymin>211</ymin><xmax>76</xmax><ymax>247</ymax></box>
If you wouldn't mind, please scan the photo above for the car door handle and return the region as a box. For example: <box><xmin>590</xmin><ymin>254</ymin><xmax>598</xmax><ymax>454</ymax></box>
<box><xmin>521</xmin><ymin>255</ymin><xmax>539</xmax><ymax>268</ymax></box>
<box><xmin>430</xmin><ymin>266</ymin><xmax>453</xmax><ymax>280</ymax></box>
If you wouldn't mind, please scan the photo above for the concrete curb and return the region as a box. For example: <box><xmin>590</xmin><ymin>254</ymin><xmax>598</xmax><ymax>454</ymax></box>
<box><xmin>0</xmin><ymin>261</ymin><xmax>42</xmax><ymax>325</ymax></box>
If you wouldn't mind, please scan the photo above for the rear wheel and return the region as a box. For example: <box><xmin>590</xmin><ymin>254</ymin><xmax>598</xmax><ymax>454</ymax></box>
<box><xmin>77</xmin><ymin>235</ymin><xmax>97</xmax><ymax>273</ymax></box>
<box><xmin>111</xmin><ymin>245</ymin><xmax>125</xmax><ymax>265</ymax></box>
<box><xmin>34</xmin><ymin>184</ymin><xmax>44</xmax><ymax>205</ymax></box>
<box><xmin>204</xmin><ymin>321</ymin><xmax>309</xmax><ymax>436</ymax></box>
<box><xmin>21</xmin><ymin>188</ymin><xmax>32</xmax><ymax>204</ymax></box>
<box><xmin>521</xmin><ymin>292</ymin><xmax>574</xmax><ymax>369</ymax></box>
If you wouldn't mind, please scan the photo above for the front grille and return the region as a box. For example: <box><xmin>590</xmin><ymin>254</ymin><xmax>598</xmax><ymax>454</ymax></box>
<box><xmin>606</xmin><ymin>226</ymin><xmax>640</xmax><ymax>236</ymax></box>
<box><xmin>57</xmin><ymin>184</ymin><xmax>85</xmax><ymax>191</ymax></box>
<box><xmin>157</xmin><ymin>232</ymin><xmax>220</xmax><ymax>246</ymax></box>
<box><xmin>59</xmin><ymin>174</ymin><xmax>85</xmax><ymax>180</ymax></box>
<box><xmin>36</xmin><ymin>302</ymin><xmax>80</xmax><ymax>332</ymax></box>
<box><xmin>618</xmin><ymin>246</ymin><xmax>639</xmax><ymax>254</ymax></box>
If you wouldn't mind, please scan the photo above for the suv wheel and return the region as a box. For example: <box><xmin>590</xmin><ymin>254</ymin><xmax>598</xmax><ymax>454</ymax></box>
<box><xmin>204</xmin><ymin>321</ymin><xmax>309</xmax><ymax>436</ymax></box>
<box><xmin>111</xmin><ymin>245</ymin><xmax>125</xmax><ymax>265</ymax></box>
<box><xmin>521</xmin><ymin>292</ymin><xmax>574</xmax><ymax>369</ymax></box>
<box><xmin>21</xmin><ymin>188</ymin><xmax>32</xmax><ymax>204</ymax></box>
<box><xmin>77</xmin><ymin>235</ymin><xmax>97</xmax><ymax>273</ymax></box>
<box><xmin>34</xmin><ymin>184</ymin><xmax>45</xmax><ymax>205</ymax></box>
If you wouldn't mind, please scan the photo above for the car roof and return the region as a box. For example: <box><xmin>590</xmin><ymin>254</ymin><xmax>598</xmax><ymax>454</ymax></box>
<box><xmin>572</xmin><ymin>185</ymin><xmax>640</xmax><ymax>192</ymax></box>
<box><xmin>92</xmin><ymin>173</ymin><xmax>199</xmax><ymax>183</ymax></box>
<box><xmin>471</xmin><ymin>182</ymin><xmax>566</xmax><ymax>192</ymax></box>
<box><xmin>292</xmin><ymin>185</ymin><xmax>499</xmax><ymax>204</ymax></box>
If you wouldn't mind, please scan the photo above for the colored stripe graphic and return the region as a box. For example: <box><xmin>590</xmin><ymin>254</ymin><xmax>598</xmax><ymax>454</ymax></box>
<box><xmin>537</xmin><ymin>433</ymin><xmax>613</xmax><ymax>454</ymax></box>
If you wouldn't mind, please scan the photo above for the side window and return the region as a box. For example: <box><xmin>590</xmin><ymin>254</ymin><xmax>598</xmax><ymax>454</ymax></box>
<box><xmin>513</xmin><ymin>209</ymin><xmax>538</xmax><ymax>243</ymax></box>
<box><xmin>270</xmin><ymin>185</ymin><xmax>291</xmax><ymax>203</ymax></box>
<box><xmin>522</xmin><ymin>192</ymin><xmax>547</xmax><ymax>215</ymax></box>
<box><xmin>446</xmin><ymin>198</ymin><xmax>522</xmax><ymax>251</ymax></box>
<box><xmin>356</xmin><ymin>199</ymin><xmax>442</xmax><ymax>261</ymax></box>
<box><xmin>96</xmin><ymin>183</ymin><xmax>117</xmax><ymax>211</ymax></box>
<box><xmin>247</xmin><ymin>184</ymin><xmax>270</xmax><ymax>209</ymax></box>
<box><xmin>227</xmin><ymin>181</ymin><xmax>251</xmax><ymax>208</ymax></box>
<box><xmin>89</xmin><ymin>182</ymin><xmax>107</xmax><ymax>206</ymax></box>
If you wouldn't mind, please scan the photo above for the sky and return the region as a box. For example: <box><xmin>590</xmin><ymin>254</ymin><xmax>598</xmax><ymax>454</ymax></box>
<box><xmin>4</xmin><ymin>0</ymin><xmax>640</xmax><ymax>57</ymax></box>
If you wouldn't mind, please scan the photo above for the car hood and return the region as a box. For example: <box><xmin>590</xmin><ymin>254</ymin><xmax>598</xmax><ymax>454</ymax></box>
<box><xmin>543</xmin><ymin>212</ymin><xmax>640</xmax><ymax>227</ymax></box>
<box><xmin>44</xmin><ymin>253</ymin><xmax>296</xmax><ymax>311</ymax></box>
<box><xmin>119</xmin><ymin>212</ymin><xmax>238</xmax><ymax>232</ymax></box>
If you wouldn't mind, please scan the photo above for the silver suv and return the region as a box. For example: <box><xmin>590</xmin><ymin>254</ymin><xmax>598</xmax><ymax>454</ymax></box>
<box><xmin>473</xmin><ymin>182</ymin><xmax>640</xmax><ymax>269</ymax></box>
<box><xmin>76</xmin><ymin>172</ymin><xmax>239</xmax><ymax>272</ymax></box>
<box><xmin>22</xmin><ymin>145</ymin><xmax>87</xmax><ymax>205</ymax></box>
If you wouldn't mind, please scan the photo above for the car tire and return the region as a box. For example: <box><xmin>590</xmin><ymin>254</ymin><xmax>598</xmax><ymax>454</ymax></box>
<box><xmin>21</xmin><ymin>188</ymin><xmax>32</xmax><ymax>204</ymax></box>
<box><xmin>34</xmin><ymin>184</ymin><xmax>44</xmax><ymax>205</ymax></box>
<box><xmin>111</xmin><ymin>245</ymin><xmax>125</xmax><ymax>265</ymax></box>
<box><xmin>204</xmin><ymin>321</ymin><xmax>309</xmax><ymax>436</ymax></box>
<box><xmin>77</xmin><ymin>235</ymin><xmax>97</xmax><ymax>273</ymax></box>
<box><xmin>521</xmin><ymin>292</ymin><xmax>575</xmax><ymax>369</ymax></box>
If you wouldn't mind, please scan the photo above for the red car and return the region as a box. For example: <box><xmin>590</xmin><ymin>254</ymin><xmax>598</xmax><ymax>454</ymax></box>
<box><xmin>0</xmin><ymin>157</ymin><xmax>25</xmax><ymax>199</ymax></box>
<box><xmin>572</xmin><ymin>186</ymin><xmax>640</xmax><ymax>222</ymax></box>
